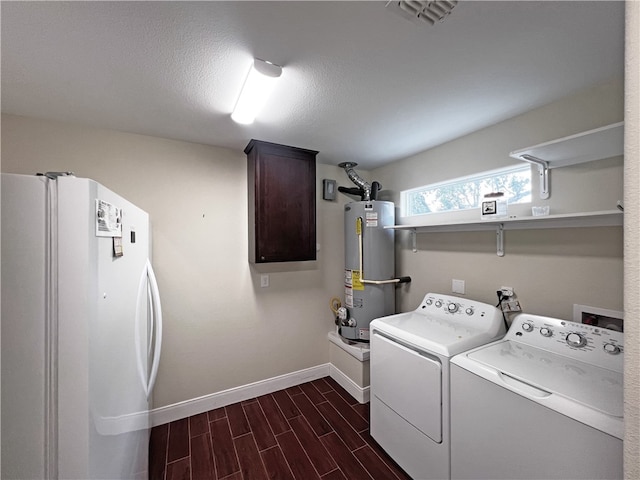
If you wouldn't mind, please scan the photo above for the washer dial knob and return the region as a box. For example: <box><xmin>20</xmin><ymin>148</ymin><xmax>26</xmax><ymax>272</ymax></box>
<box><xmin>447</xmin><ymin>303</ymin><xmax>459</xmax><ymax>313</ymax></box>
<box><xmin>521</xmin><ymin>322</ymin><xmax>534</xmax><ymax>332</ymax></box>
<box><xmin>465</xmin><ymin>307</ymin><xmax>474</xmax><ymax>316</ymax></box>
<box><xmin>539</xmin><ymin>328</ymin><xmax>552</xmax><ymax>337</ymax></box>
<box><xmin>566</xmin><ymin>332</ymin><xmax>587</xmax><ymax>348</ymax></box>
<box><xmin>603</xmin><ymin>343</ymin><xmax>621</xmax><ymax>355</ymax></box>
<box><xmin>435</xmin><ymin>300</ymin><xmax>443</xmax><ymax>308</ymax></box>
<box><xmin>425</xmin><ymin>299</ymin><xmax>433</xmax><ymax>306</ymax></box>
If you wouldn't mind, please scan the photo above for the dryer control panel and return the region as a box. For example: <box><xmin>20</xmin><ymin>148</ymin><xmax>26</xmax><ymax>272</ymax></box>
<box><xmin>507</xmin><ymin>313</ymin><xmax>623</xmax><ymax>373</ymax></box>
<box><xmin>419</xmin><ymin>293</ymin><xmax>500</xmax><ymax>322</ymax></box>
<box><xmin>370</xmin><ymin>293</ymin><xmax>506</xmax><ymax>357</ymax></box>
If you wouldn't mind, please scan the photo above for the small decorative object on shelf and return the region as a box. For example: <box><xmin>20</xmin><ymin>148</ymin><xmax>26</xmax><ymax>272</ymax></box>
<box><xmin>481</xmin><ymin>192</ymin><xmax>508</xmax><ymax>220</ymax></box>
<box><xmin>531</xmin><ymin>206</ymin><xmax>550</xmax><ymax>217</ymax></box>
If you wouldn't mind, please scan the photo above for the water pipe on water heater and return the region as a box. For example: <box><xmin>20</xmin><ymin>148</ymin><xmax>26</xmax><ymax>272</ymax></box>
<box><xmin>356</xmin><ymin>217</ymin><xmax>411</xmax><ymax>286</ymax></box>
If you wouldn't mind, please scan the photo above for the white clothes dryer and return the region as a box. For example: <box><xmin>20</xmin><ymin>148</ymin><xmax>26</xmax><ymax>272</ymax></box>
<box><xmin>450</xmin><ymin>313</ymin><xmax>623</xmax><ymax>480</ymax></box>
<box><xmin>369</xmin><ymin>293</ymin><xmax>505</xmax><ymax>480</ymax></box>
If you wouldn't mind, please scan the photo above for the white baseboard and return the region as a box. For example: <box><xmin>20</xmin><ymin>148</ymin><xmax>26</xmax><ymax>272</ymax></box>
<box><xmin>150</xmin><ymin>364</ymin><xmax>331</xmax><ymax>427</ymax></box>
<box><xmin>329</xmin><ymin>364</ymin><xmax>370</xmax><ymax>404</ymax></box>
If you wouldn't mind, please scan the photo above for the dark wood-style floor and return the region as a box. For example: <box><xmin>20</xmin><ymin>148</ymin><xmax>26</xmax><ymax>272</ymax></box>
<box><xmin>149</xmin><ymin>376</ymin><xmax>412</xmax><ymax>480</ymax></box>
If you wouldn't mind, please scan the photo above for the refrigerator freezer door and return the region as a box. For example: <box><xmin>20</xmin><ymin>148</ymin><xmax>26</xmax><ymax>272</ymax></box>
<box><xmin>56</xmin><ymin>177</ymin><xmax>154</xmax><ymax>479</ymax></box>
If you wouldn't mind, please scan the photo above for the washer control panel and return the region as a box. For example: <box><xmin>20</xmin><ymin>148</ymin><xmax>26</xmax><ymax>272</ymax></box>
<box><xmin>507</xmin><ymin>313</ymin><xmax>623</xmax><ymax>373</ymax></box>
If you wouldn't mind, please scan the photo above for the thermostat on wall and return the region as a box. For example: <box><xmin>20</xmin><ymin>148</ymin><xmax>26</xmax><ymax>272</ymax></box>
<box><xmin>323</xmin><ymin>179</ymin><xmax>336</xmax><ymax>201</ymax></box>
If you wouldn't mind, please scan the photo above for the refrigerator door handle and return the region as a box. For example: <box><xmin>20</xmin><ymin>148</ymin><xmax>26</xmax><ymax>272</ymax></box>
<box><xmin>134</xmin><ymin>264</ymin><xmax>148</xmax><ymax>397</ymax></box>
<box><xmin>145</xmin><ymin>259</ymin><xmax>163</xmax><ymax>397</ymax></box>
<box><xmin>134</xmin><ymin>259</ymin><xmax>163</xmax><ymax>399</ymax></box>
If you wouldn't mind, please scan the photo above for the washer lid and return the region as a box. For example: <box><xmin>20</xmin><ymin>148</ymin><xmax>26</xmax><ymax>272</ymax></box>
<box><xmin>468</xmin><ymin>340</ymin><xmax>623</xmax><ymax>417</ymax></box>
<box><xmin>370</xmin><ymin>311</ymin><xmax>503</xmax><ymax>357</ymax></box>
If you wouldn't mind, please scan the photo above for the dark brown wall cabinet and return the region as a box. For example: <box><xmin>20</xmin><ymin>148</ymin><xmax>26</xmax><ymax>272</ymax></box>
<box><xmin>245</xmin><ymin>139</ymin><xmax>318</xmax><ymax>263</ymax></box>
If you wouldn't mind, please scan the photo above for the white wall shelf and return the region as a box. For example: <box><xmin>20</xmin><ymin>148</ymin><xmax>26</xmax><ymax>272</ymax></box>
<box><xmin>508</xmin><ymin>122</ymin><xmax>624</xmax><ymax>199</ymax></box>
<box><xmin>387</xmin><ymin>210</ymin><xmax>623</xmax><ymax>256</ymax></box>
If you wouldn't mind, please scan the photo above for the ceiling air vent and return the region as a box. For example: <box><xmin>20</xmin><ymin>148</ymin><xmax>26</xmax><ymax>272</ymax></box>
<box><xmin>386</xmin><ymin>0</ymin><xmax>459</xmax><ymax>26</ymax></box>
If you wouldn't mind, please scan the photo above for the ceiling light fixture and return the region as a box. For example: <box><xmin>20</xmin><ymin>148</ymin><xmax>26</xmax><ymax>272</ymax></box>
<box><xmin>231</xmin><ymin>58</ymin><xmax>282</xmax><ymax>125</ymax></box>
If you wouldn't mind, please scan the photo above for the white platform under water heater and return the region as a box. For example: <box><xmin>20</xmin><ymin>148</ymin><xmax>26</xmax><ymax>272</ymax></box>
<box><xmin>340</xmin><ymin>201</ymin><xmax>395</xmax><ymax>342</ymax></box>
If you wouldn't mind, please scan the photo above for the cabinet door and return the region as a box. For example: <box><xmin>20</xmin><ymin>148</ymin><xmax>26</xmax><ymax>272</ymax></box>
<box><xmin>246</xmin><ymin>140</ymin><xmax>317</xmax><ymax>263</ymax></box>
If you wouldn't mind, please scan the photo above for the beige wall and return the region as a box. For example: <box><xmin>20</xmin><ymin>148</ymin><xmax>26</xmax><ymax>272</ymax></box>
<box><xmin>372</xmin><ymin>79</ymin><xmax>625</xmax><ymax>320</ymax></box>
<box><xmin>624</xmin><ymin>1</ymin><xmax>639</xmax><ymax>477</ymax></box>
<box><xmin>0</xmin><ymin>114</ymin><xmax>350</xmax><ymax>408</ymax></box>
<box><xmin>2</xmin><ymin>61</ymin><xmax>637</xmax><ymax>476</ymax></box>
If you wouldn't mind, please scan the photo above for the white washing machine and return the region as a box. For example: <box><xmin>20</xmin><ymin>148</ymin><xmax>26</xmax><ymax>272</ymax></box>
<box><xmin>370</xmin><ymin>293</ymin><xmax>506</xmax><ymax>480</ymax></box>
<box><xmin>450</xmin><ymin>313</ymin><xmax>623</xmax><ymax>480</ymax></box>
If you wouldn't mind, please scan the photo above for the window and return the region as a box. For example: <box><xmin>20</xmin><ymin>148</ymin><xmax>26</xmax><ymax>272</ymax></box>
<box><xmin>402</xmin><ymin>164</ymin><xmax>531</xmax><ymax>217</ymax></box>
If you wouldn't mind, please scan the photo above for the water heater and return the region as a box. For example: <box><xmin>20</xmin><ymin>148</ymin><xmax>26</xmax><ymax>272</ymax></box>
<box><xmin>334</xmin><ymin>162</ymin><xmax>410</xmax><ymax>342</ymax></box>
<box><xmin>341</xmin><ymin>200</ymin><xmax>396</xmax><ymax>342</ymax></box>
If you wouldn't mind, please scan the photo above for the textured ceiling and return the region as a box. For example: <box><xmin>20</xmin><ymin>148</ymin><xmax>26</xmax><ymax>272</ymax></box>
<box><xmin>1</xmin><ymin>1</ymin><xmax>624</xmax><ymax>169</ymax></box>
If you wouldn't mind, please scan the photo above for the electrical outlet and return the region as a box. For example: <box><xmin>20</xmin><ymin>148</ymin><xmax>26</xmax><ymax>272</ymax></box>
<box><xmin>500</xmin><ymin>286</ymin><xmax>514</xmax><ymax>297</ymax></box>
<box><xmin>260</xmin><ymin>274</ymin><xmax>269</xmax><ymax>288</ymax></box>
<box><xmin>452</xmin><ymin>279</ymin><xmax>465</xmax><ymax>294</ymax></box>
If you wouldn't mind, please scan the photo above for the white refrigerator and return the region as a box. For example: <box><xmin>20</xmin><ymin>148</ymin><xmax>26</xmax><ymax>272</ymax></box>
<box><xmin>1</xmin><ymin>173</ymin><xmax>163</xmax><ymax>479</ymax></box>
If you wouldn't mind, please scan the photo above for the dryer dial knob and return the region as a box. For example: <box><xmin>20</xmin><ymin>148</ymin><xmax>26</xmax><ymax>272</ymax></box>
<box><xmin>447</xmin><ymin>303</ymin><xmax>459</xmax><ymax>313</ymax></box>
<box><xmin>539</xmin><ymin>328</ymin><xmax>552</xmax><ymax>337</ymax></box>
<box><xmin>465</xmin><ymin>307</ymin><xmax>474</xmax><ymax>316</ymax></box>
<box><xmin>521</xmin><ymin>322</ymin><xmax>534</xmax><ymax>332</ymax></box>
<box><xmin>566</xmin><ymin>333</ymin><xmax>587</xmax><ymax>348</ymax></box>
<box><xmin>603</xmin><ymin>343</ymin><xmax>621</xmax><ymax>355</ymax></box>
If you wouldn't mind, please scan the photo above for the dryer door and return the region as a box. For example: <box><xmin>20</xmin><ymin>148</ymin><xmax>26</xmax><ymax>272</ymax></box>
<box><xmin>371</xmin><ymin>332</ymin><xmax>442</xmax><ymax>442</ymax></box>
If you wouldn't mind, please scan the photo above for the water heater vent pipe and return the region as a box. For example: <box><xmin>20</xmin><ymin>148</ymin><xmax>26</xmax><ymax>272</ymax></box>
<box><xmin>339</xmin><ymin>162</ymin><xmax>372</xmax><ymax>201</ymax></box>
